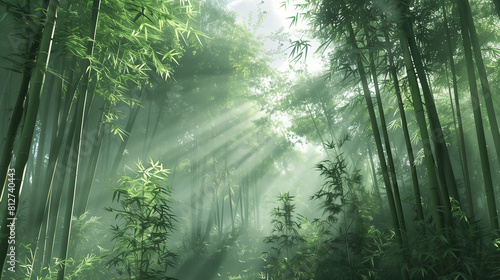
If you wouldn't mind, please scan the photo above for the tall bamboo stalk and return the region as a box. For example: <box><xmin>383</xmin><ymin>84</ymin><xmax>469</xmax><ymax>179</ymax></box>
<box><xmin>457</xmin><ymin>0</ymin><xmax>499</xmax><ymax>232</ymax></box>
<box><xmin>0</xmin><ymin>0</ymin><xmax>59</xmax><ymax>271</ymax></box>
<box><xmin>367</xmin><ymin>144</ymin><xmax>382</xmax><ymax>201</ymax></box>
<box><xmin>58</xmin><ymin>0</ymin><xmax>101</xmax><ymax>278</ymax></box>
<box><xmin>462</xmin><ymin>0</ymin><xmax>500</xmax><ymax>170</ymax></box>
<box><xmin>382</xmin><ymin>25</ymin><xmax>424</xmax><ymax>222</ymax></box>
<box><xmin>110</xmin><ymin>88</ymin><xmax>146</xmax><ymax>175</ymax></box>
<box><xmin>398</xmin><ymin>2</ymin><xmax>458</xmax><ymax>221</ymax></box>
<box><xmin>397</xmin><ymin>30</ymin><xmax>444</xmax><ymax>231</ymax></box>
<box><xmin>0</xmin><ymin>13</ymin><xmax>44</xmax><ymax>201</ymax></box>
<box><xmin>441</xmin><ymin>0</ymin><xmax>474</xmax><ymax>221</ymax></box>
<box><xmin>365</xmin><ymin>24</ymin><xmax>407</xmax><ymax>232</ymax></box>
<box><xmin>73</xmin><ymin>113</ymin><xmax>105</xmax><ymax>217</ymax></box>
<box><xmin>31</xmin><ymin>58</ymin><xmax>78</xmax><ymax>270</ymax></box>
<box><xmin>346</xmin><ymin>22</ymin><xmax>405</xmax><ymax>251</ymax></box>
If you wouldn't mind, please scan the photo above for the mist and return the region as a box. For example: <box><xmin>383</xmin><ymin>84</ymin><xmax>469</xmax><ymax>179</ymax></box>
<box><xmin>1</xmin><ymin>0</ymin><xmax>500</xmax><ymax>279</ymax></box>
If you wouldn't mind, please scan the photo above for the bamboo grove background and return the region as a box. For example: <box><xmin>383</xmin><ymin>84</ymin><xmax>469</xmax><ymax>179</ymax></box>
<box><xmin>0</xmin><ymin>0</ymin><xmax>500</xmax><ymax>279</ymax></box>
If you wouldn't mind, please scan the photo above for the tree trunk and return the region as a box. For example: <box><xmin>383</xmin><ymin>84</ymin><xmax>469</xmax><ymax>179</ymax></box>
<box><xmin>25</xmin><ymin>69</ymin><xmax>57</xmax><ymax>240</ymax></box>
<box><xmin>398</xmin><ymin>1</ymin><xmax>459</xmax><ymax>217</ymax></box>
<box><xmin>191</xmin><ymin>138</ymin><xmax>198</xmax><ymax>242</ymax></box>
<box><xmin>0</xmin><ymin>0</ymin><xmax>58</xmax><ymax>270</ymax></box>
<box><xmin>441</xmin><ymin>0</ymin><xmax>474</xmax><ymax>221</ymax></box>
<box><xmin>30</xmin><ymin>61</ymin><xmax>77</xmax><ymax>264</ymax></box>
<box><xmin>382</xmin><ymin>26</ymin><xmax>424</xmax><ymax>222</ymax></box>
<box><xmin>0</xmin><ymin>71</ymin><xmax>13</xmax><ymax>139</ymax></box>
<box><xmin>197</xmin><ymin>161</ymin><xmax>206</xmax><ymax>239</ymax></box>
<box><xmin>73</xmin><ymin>111</ymin><xmax>105</xmax><ymax>217</ymax></box>
<box><xmin>457</xmin><ymin>0</ymin><xmax>499</xmax><ymax>232</ymax></box>
<box><xmin>40</xmin><ymin>103</ymin><xmax>78</xmax><ymax>275</ymax></box>
<box><xmin>366</xmin><ymin>24</ymin><xmax>407</xmax><ymax>232</ymax></box>
<box><xmin>306</xmin><ymin>103</ymin><xmax>330</xmax><ymax>156</ymax></box>
<box><xmin>0</xmin><ymin>4</ymin><xmax>45</xmax><ymax>200</ymax></box>
<box><xmin>244</xmin><ymin>175</ymin><xmax>249</xmax><ymax>228</ymax></box>
<box><xmin>239</xmin><ymin>175</ymin><xmax>244</xmax><ymax>228</ymax></box>
<box><xmin>30</xmin><ymin>59</ymin><xmax>77</xmax><ymax>274</ymax></box>
<box><xmin>346</xmin><ymin>22</ymin><xmax>405</xmax><ymax>251</ymax></box>
<box><xmin>146</xmin><ymin>101</ymin><xmax>162</xmax><ymax>155</ymax></box>
<box><xmin>110</xmin><ymin>88</ymin><xmax>146</xmax><ymax>175</ymax></box>
<box><xmin>142</xmin><ymin>99</ymin><xmax>153</xmax><ymax>158</ymax></box>
<box><xmin>462</xmin><ymin>0</ymin><xmax>500</xmax><ymax>170</ymax></box>
<box><xmin>397</xmin><ymin>29</ymin><xmax>445</xmax><ymax>231</ymax></box>
<box><xmin>367</xmin><ymin>144</ymin><xmax>382</xmax><ymax>201</ymax></box>
<box><xmin>58</xmin><ymin>0</ymin><xmax>101</xmax><ymax>278</ymax></box>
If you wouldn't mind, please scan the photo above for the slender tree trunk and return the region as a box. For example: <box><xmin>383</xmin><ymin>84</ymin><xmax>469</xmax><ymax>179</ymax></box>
<box><xmin>73</xmin><ymin>112</ymin><xmax>105</xmax><ymax>217</ymax></box>
<box><xmin>31</xmin><ymin>62</ymin><xmax>76</xmax><ymax>264</ymax></box>
<box><xmin>446</xmin><ymin>64</ymin><xmax>474</xmax><ymax>220</ymax></box>
<box><xmin>457</xmin><ymin>0</ymin><xmax>499</xmax><ymax>231</ymax></box>
<box><xmin>75</xmin><ymin>99</ymin><xmax>107</xmax><ymax>215</ymax></box>
<box><xmin>191</xmin><ymin>137</ymin><xmax>198</xmax><ymax>242</ymax></box>
<box><xmin>41</xmin><ymin>105</ymin><xmax>78</xmax><ymax>275</ymax></box>
<box><xmin>33</xmin><ymin>188</ymin><xmax>51</xmax><ymax>278</ymax></box>
<box><xmin>305</xmin><ymin>103</ymin><xmax>332</xmax><ymax>158</ymax></box>
<box><xmin>366</xmin><ymin>24</ymin><xmax>407</xmax><ymax>232</ymax></box>
<box><xmin>0</xmin><ymin>71</ymin><xmax>13</xmax><ymax>139</ymax></box>
<box><xmin>28</xmin><ymin>69</ymin><xmax>59</xmax><ymax>232</ymax></box>
<box><xmin>0</xmin><ymin>6</ymin><xmax>45</xmax><ymax>199</ymax></box>
<box><xmin>256</xmin><ymin>165</ymin><xmax>263</xmax><ymax>229</ymax></box>
<box><xmin>58</xmin><ymin>1</ymin><xmax>101</xmax><ymax>278</ymax></box>
<box><xmin>399</xmin><ymin>1</ymin><xmax>459</xmax><ymax>215</ymax></box>
<box><xmin>31</xmin><ymin>61</ymin><xmax>76</xmax><ymax>275</ymax></box>
<box><xmin>346</xmin><ymin>22</ymin><xmax>406</xmax><ymax>253</ymax></box>
<box><xmin>367</xmin><ymin>144</ymin><xmax>382</xmax><ymax>200</ymax></box>
<box><xmin>146</xmin><ymin>102</ymin><xmax>162</xmax><ymax>155</ymax></box>
<box><xmin>110</xmin><ymin>88</ymin><xmax>146</xmax><ymax>175</ymax></box>
<box><xmin>214</xmin><ymin>183</ymin><xmax>221</xmax><ymax>236</ymax></box>
<box><xmin>0</xmin><ymin>0</ymin><xmax>58</xmax><ymax>270</ymax></box>
<box><xmin>224</xmin><ymin>142</ymin><xmax>234</xmax><ymax>233</ymax></box>
<box><xmin>252</xmin><ymin>172</ymin><xmax>258</xmax><ymax>229</ymax></box>
<box><xmin>101</xmin><ymin>129</ymin><xmax>112</xmax><ymax>177</ymax></box>
<box><xmin>462</xmin><ymin>0</ymin><xmax>500</xmax><ymax>169</ymax></box>
<box><xmin>441</xmin><ymin>0</ymin><xmax>475</xmax><ymax>221</ymax></box>
<box><xmin>311</xmin><ymin>86</ymin><xmax>335</xmax><ymax>141</ymax></box>
<box><xmin>197</xmin><ymin>162</ymin><xmax>206</xmax><ymax>239</ymax></box>
<box><xmin>142</xmin><ymin>99</ymin><xmax>153</xmax><ymax>158</ymax></box>
<box><xmin>397</xmin><ymin>29</ymin><xmax>445</xmax><ymax>231</ymax></box>
<box><xmin>382</xmin><ymin>26</ymin><xmax>424</xmax><ymax>222</ymax></box>
<box><xmin>244</xmin><ymin>175</ymin><xmax>249</xmax><ymax>227</ymax></box>
<box><xmin>203</xmin><ymin>193</ymin><xmax>216</xmax><ymax>242</ymax></box>
<box><xmin>220</xmin><ymin>179</ymin><xmax>225</xmax><ymax>235</ymax></box>
<box><xmin>239</xmin><ymin>175</ymin><xmax>244</xmax><ymax>228</ymax></box>
<box><xmin>57</xmin><ymin>129</ymin><xmax>80</xmax><ymax>279</ymax></box>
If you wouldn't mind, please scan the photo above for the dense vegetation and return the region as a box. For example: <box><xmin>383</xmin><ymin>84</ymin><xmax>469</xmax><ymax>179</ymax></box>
<box><xmin>0</xmin><ymin>0</ymin><xmax>499</xmax><ymax>279</ymax></box>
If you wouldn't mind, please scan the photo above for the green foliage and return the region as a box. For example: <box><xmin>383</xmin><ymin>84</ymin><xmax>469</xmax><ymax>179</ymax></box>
<box><xmin>105</xmin><ymin>160</ymin><xmax>177</xmax><ymax>280</ymax></box>
<box><xmin>25</xmin><ymin>254</ymin><xmax>108</xmax><ymax>280</ymax></box>
<box><xmin>251</xmin><ymin>144</ymin><xmax>500</xmax><ymax>280</ymax></box>
<box><xmin>263</xmin><ymin>191</ymin><xmax>305</xmax><ymax>279</ymax></box>
<box><xmin>362</xmin><ymin>202</ymin><xmax>500</xmax><ymax>280</ymax></box>
<box><xmin>313</xmin><ymin>153</ymin><xmax>350</xmax><ymax>224</ymax></box>
<box><xmin>306</xmin><ymin>144</ymin><xmax>374</xmax><ymax>280</ymax></box>
<box><xmin>70</xmin><ymin>212</ymin><xmax>104</xmax><ymax>250</ymax></box>
<box><xmin>265</xmin><ymin>192</ymin><xmax>304</xmax><ymax>258</ymax></box>
<box><xmin>2</xmin><ymin>0</ymin><xmax>500</xmax><ymax>278</ymax></box>
<box><xmin>404</xmin><ymin>207</ymin><xmax>500</xmax><ymax>279</ymax></box>
<box><xmin>16</xmin><ymin>214</ymin><xmax>110</xmax><ymax>279</ymax></box>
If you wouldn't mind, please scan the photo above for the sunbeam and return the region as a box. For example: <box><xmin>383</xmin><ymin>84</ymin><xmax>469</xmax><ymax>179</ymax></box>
<box><xmin>3</xmin><ymin>0</ymin><xmax>499</xmax><ymax>279</ymax></box>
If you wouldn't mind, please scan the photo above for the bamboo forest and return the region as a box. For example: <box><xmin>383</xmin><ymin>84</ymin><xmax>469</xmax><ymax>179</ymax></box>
<box><xmin>1</xmin><ymin>0</ymin><xmax>500</xmax><ymax>279</ymax></box>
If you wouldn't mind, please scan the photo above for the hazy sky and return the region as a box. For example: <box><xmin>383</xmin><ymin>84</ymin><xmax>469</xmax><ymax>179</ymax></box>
<box><xmin>227</xmin><ymin>0</ymin><xmax>325</xmax><ymax>73</ymax></box>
